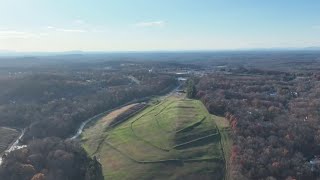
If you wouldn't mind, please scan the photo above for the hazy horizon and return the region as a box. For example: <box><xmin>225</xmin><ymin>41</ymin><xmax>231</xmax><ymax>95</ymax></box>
<box><xmin>0</xmin><ymin>47</ymin><xmax>319</xmax><ymax>55</ymax></box>
<box><xmin>1</xmin><ymin>0</ymin><xmax>320</xmax><ymax>52</ymax></box>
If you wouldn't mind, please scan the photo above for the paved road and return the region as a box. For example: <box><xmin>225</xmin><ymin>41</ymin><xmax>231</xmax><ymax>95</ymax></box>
<box><xmin>0</xmin><ymin>129</ymin><xmax>26</xmax><ymax>165</ymax></box>
<box><xmin>70</xmin><ymin>83</ymin><xmax>182</xmax><ymax>140</ymax></box>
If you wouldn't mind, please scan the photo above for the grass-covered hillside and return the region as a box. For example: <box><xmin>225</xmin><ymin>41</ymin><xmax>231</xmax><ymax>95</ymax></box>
<box><xmin>82</xmin><ymin>95</ymin><xmax>230</xmax><ymax>180</ymax></box>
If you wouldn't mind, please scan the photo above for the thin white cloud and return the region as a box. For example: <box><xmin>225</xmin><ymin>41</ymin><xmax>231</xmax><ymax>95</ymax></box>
<box><xmin>0</xmin><ymin>30</ymin><xmax>42</xmax><ymax>39</ymax></box>
<box><xmin>135</xmin><ymin>20</ymin><xmax>166</xmax><ymax>27</ymax></box>
<box><xmin>73</xmin><ymin>19</ymin><xmax>86</xmax><ymax>25</ymax></box>
<box><xmin>0</xmin><ymin>22</ymin><xmax>99</xmax><ymax>39</ymax></box>
<box><xmin>91</xmin><ymin>29</ymin><xmax>107</xmax><ymax>33</ymax></box>
<box><xmin>46</xmin><ymin>26</ymin><xmax>86</xmax><ymax>33</ymax></box>
<box><xmin>56</xmin><ymin>28</ymin><xmax>87</xmax><ymax>33</ymax></box>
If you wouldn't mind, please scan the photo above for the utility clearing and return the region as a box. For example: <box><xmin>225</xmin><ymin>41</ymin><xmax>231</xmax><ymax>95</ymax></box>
<box><xmin>81</xmin><ymin>95</ymin><xmax>230</xmax><ymax>180</ymax></box>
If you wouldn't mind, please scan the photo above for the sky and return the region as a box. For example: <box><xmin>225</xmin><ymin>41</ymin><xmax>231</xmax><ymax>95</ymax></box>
<box><xmin>0</xmin><ymin>0</ymin><xmax>319</xmax><ymax>52</ymax></box>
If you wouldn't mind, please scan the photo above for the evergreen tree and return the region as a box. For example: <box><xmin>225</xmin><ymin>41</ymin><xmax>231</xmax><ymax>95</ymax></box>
<box><xmin>186</xmin><ymin>79</ymin><xmax>196</xmax><ymax>98</ymax></box>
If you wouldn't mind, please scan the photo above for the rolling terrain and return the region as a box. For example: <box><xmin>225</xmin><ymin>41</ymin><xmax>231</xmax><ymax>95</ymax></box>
<box><xmin>81</xmin><ymin>93</ymin><xmax>230</xmax><ymax>180</ymax></box>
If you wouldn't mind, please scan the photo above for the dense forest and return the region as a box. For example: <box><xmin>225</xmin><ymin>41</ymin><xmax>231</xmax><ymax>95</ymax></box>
<box><xmin>196</xmin><ymin>67</ymin><xmax>320</xmax><ymax>179</ymax></box>
<box><xmin>0</xmin><ymin>59</ymin><xmax>177</xmax><ymax>179</ymax></box>
<box><xmin>0</xmin><ymin>137</ymin><xmax>103</xmax><ymax>180</ymax></box>
<box><xmin>0</xmin><ymin>69</ymin><xmax>176</xmax><ymax>141</ymax></box>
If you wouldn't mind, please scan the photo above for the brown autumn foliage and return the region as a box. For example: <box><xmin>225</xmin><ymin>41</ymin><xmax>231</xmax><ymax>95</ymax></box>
<box><xmin>196</xmin><ymin>68</ymin><xmax>320</xmax><ymax>179</ymax></box>
<box><xmin>0</xmin><ymin>137</ymin><xmax>103</xmax><ymax>180</ymax></box>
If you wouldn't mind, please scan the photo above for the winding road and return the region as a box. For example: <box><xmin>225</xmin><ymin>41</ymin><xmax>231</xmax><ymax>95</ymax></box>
<box><xmin>0</xmin><ymin>129</ymin><xmax>26</xmax><ymax>165</ymax></box>
<box><xmin>0</xmin><ymin>82</ymin><xmax>182</xmax><ymax>165</ymax></box>
<box><xmin>69</xmin><ymin>84</ymin><xmax>181</xmax><ymax>140</ymax></box>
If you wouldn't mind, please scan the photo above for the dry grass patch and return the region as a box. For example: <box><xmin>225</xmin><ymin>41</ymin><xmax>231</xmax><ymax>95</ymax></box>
<box><xmin>101</xmin><ymin>103</ymin><xmax>138</xmax><ymax>126</ymax></box>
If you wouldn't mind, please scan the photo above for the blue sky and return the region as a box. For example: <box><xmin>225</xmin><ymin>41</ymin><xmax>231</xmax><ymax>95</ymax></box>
<box><xmin>0</xmin><ymin>0</ymin><xmax>319</xmax><ymax>51</ymax></box>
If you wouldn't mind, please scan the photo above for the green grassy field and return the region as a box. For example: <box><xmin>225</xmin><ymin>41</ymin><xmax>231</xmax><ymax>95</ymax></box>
<box><xmin>0</xmin><ymin>127</ymin><xmax>19</xmax><ymax>154</ymax></box>
<box><xmin>82</xmin><ymin>96</ymin><xmax>230</xmax><ymax>180</ymax></box>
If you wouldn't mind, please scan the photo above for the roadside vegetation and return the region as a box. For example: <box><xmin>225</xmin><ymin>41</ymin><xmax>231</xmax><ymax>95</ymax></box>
<box><xmin>0</xmin><ymin>127</ymin><xmax>19</xmax><ymax>154</ymax></box>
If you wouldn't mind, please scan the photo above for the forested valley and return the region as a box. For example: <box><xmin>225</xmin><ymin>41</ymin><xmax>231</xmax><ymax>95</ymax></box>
<box><xmin>1</xmin><ymin>51</ymin><xmax>320</xmax><ymax>179</ymax></box>
<box><xmin>0</xmin><ymin>57</ymin><xmax>178</xmax><ymax>179</ymax></box>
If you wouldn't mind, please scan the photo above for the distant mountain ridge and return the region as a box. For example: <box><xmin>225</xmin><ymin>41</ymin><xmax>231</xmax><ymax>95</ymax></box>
<box><xmin>0</xmin><ymin>50</ymin><xmax>86</xmax><ymax>57</ymax></box>
<box><xmin>0</xmin><ymin>47</ymin><xmax>319</xmax><ymax>57</ymax></box>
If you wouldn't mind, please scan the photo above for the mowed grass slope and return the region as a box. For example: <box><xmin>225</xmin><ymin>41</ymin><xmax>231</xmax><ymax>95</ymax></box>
<box><xmin>0</xmin><ymin>127</ymin><xmax>19</xmax><ymax>154</ymax></box>
<box><xmin>82</xmin><ymin>96</ymin><xmax>228</xmax><ymax>180</ymax></box>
